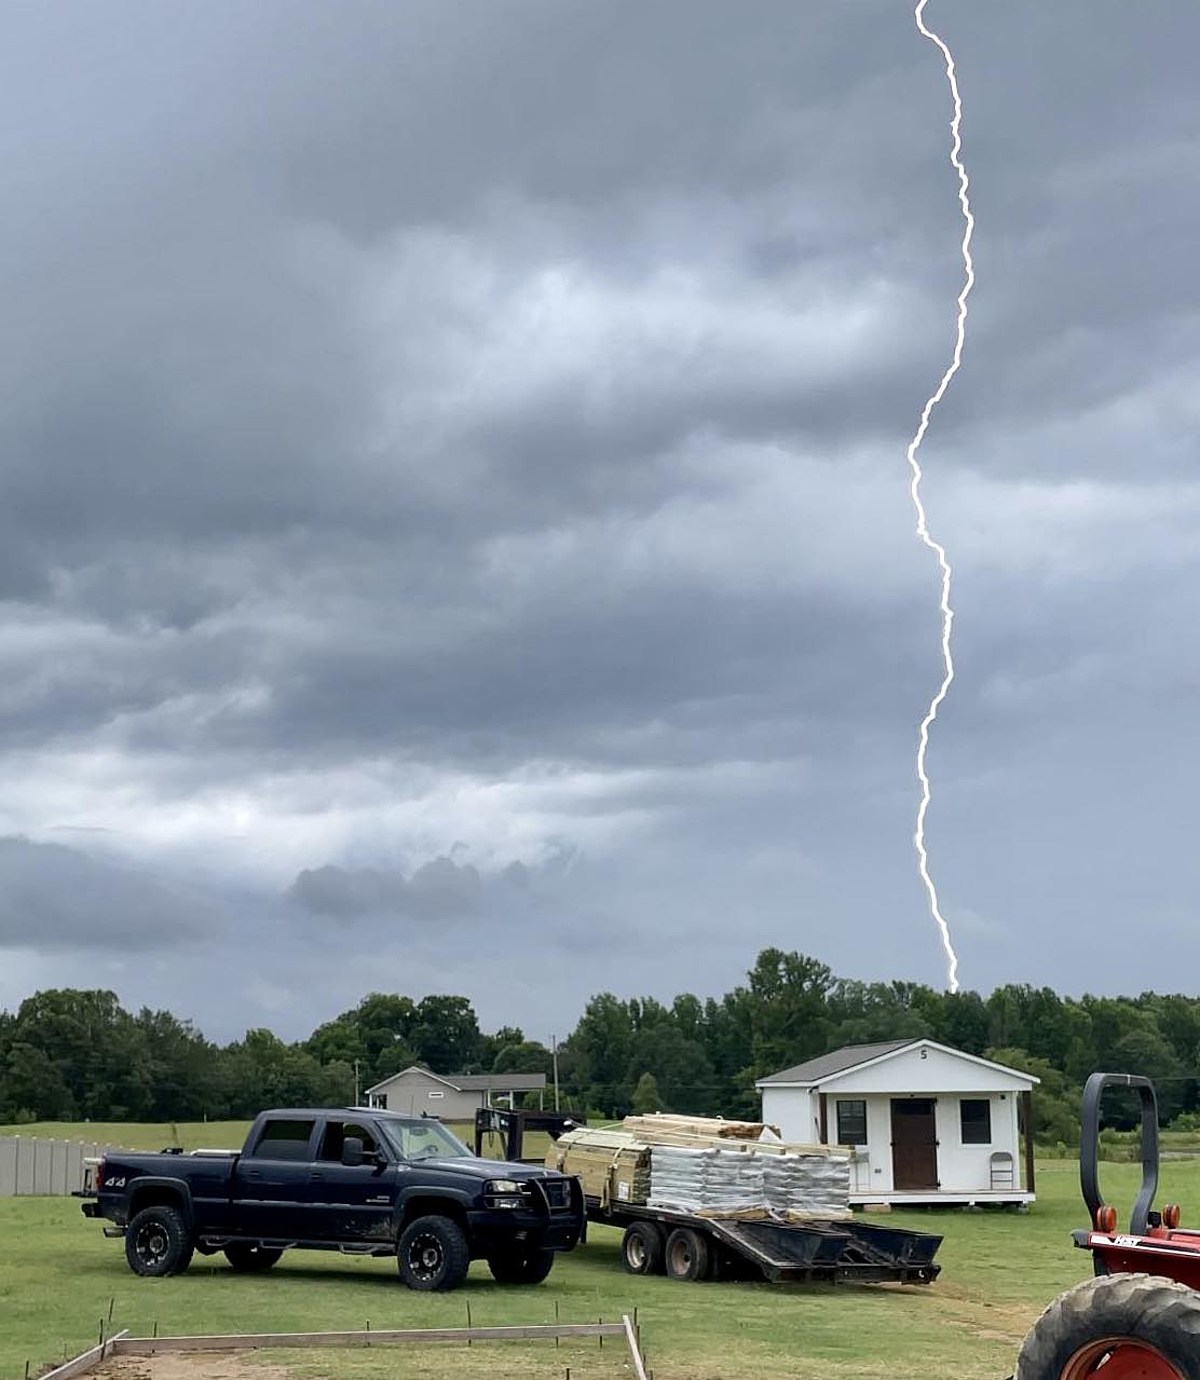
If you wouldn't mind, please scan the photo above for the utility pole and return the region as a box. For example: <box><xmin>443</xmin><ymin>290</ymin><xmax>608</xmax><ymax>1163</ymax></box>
<box><xmin>551</xmin><ymin>1034</ymin><xmax>560</xmax><ymax>1112</ymax></box>
<box><xmin>353</xmin><ymin>1059</ymin><xmax>361</xmax><ymax>1106</ymax></box>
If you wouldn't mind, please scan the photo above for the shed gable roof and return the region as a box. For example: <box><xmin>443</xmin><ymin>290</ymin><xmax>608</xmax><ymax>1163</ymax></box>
<box><xmin>757</xmin><ymin>1040</ymin><xmax>916</xmax><ymax>1086</ymax></box>
<box><xmin>755</xmin><ymin>1039</ymin><xmax>1039</xmax><ymax>1088</ymax></box>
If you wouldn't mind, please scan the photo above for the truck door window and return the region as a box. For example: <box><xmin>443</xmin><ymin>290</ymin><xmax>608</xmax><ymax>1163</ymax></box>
<box><xmin>318</xmin><ymin>1121</ymin><xmax>378</xmax><ymax>1161</ymax></box>
<box><xmin>252</xmin><ymin>1118</ymin><xmax>316</xmax><ymax>1160</ymax></box>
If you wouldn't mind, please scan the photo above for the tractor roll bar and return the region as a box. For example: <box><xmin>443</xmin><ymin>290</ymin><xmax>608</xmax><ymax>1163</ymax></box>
<box><xmin>1080</xmin><ymin>1072</ymin><xmax>1159</xmax><ymax>1235</ymax></box>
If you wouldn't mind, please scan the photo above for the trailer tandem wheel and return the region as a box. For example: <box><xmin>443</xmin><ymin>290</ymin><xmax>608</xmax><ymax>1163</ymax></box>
<box><xmin>1015</xmin><ymin>1273</ymin><xmax>1200</xmax><ymax>1379</ymax></box>
<box><xmin>664</xmin><ymin>1226</ymin><xmax>711</xmax><ymax>1282</ymax></box>
<box><xmin>621</xmin><ymin>1221</ymin><xmax>666</xmax><ymax>1276</ymax></box>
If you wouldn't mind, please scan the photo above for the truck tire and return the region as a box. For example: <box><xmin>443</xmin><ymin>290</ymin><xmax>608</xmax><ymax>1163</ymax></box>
<box><xmin>223</xmin><ymin>1243</ymin><xmax>283</xmax><ymax>1272</ymax></box>
<box><xmin>621</xmin><ymin>1222</ymin><xmax>666</xmax><ymax>1276</ymax></box>
<box><xmin>664</xmin><ymin>1227</ymin><xmax>711</xmax><ymax>1282</ymax></box>
<box><xmin>125</xmin><ymin>1205</ymin><xmax>194</xmax><ymax>1278</ymax></box>
<box><xmin>486</xmin><ymin>1247</ymin><xmax>556</xmax><ymax>1285</ymax></box>
<box><xmin>397</xmin><ymin>1215</ymin><xmax>471</xmax><ymax>1292</ymax></box>
<box><xmin>1015</xmin><ymin>1272</ymin><xmax>1200</xmax><ymax>1379</ymax></box>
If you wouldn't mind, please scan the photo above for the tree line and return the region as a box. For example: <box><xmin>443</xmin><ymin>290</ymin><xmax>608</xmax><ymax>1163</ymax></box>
<box><xmin>3</xmin><ymin>948</ymin><xmax>1199</xmax><ymax>1143</ymax></box>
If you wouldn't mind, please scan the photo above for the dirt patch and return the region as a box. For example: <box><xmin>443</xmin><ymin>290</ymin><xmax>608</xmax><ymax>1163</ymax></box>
<box><xmin>98</xmin><ymin>1358</ymin><xmax>296</xmax><ymax>1380</ymax></box>
<box><xmin>94</xmin><ymin>1344</ymin><xmax>632</xmax><ymax>1380</ymax></box>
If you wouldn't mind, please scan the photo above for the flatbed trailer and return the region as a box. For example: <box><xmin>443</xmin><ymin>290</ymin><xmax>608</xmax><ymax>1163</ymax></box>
<box><xmin>473</xmin><ymin>1106</ymin><xmax>941</xmax><ymax>1285</ymax></box>
<box><xmin>587</xmin><ymin>1197</ymin><xmax>942</xmax><ymax>1285</ymax></box>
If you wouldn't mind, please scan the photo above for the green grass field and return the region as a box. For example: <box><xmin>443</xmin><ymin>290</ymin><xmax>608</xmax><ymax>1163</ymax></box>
<box><xmin>0</xmin><ymin>1120</ymin><xmax>546</xmax><ymax>1159</ymax></box>
<box><xmin>3</xmin><ymin>1143</ymin><xmax>1197</xmax><ymax>1380</ymax></box>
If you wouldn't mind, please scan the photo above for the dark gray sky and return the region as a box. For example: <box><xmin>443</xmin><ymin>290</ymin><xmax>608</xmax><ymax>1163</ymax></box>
<box><xmin>2</xmin><ymin>2</ymin><xmax>1198</xmax><ymax>1045</ymax></box>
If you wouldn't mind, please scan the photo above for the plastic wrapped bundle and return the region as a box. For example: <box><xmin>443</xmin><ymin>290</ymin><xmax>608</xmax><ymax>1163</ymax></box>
<box><xmin>762</xmin><ymin>1151</ymin><xmax>852</xmax><ymax>1219</ymax></box>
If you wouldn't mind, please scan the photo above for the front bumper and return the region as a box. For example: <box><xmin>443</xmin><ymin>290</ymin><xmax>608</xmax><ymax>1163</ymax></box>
<box><xmin>467</xmin><ymin>1177</ymin><xmax>585</xmax><ymax>1254</ymax></box>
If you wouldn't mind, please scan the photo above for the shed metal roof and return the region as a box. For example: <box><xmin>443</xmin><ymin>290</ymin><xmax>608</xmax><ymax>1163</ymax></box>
<box><xmin>757</xmin><ymin>1040</ymin><xmax>917</xmax><ymax>1086</ymax></box>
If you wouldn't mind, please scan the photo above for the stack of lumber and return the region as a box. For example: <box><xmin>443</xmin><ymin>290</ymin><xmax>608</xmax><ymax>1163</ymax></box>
<box><xmin>545</xmin><ymin>1127</ymin><xmax>651</xmax><ymax>1207</ymax></box>
<box><xmin>548</xmin><ymin>1114</ymin><xmax>852</xmax><ymax>1221</ymax></box>
<box><xmin>622</xmin><ymin>1113</ymin><xmax>780</xmax><ymax>1142</ymax></box>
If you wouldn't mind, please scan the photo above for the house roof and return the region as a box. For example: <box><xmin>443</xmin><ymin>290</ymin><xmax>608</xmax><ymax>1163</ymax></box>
<box><xmin>365</xmin><ymin>1065</ymin><xmax>546</xmax><ymax>1095</ymax></box>
<box><xmin>451</xmin><ymin>1073</ymin><xmax>547</xmax><ymax>1092</ymax></box>
<box><xmin>756</xmin><ymin>1040</ymin><xmax>917</xmax><ymax>1086</ymax></box>
<box><xmin>755</xmin><ymin>1038</ymin><xmax>1039</xmax><ymax>1088</ymax></box>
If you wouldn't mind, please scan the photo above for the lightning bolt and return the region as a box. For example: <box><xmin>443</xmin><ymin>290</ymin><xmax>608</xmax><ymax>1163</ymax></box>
<box><xmin>907</xmin><ymin>0</ymin><xmax>975</xmax><ymax>995</ymax></box>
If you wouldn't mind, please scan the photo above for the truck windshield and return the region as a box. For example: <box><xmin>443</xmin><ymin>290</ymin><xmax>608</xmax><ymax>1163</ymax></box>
<box><xmin>377</xmin><ymin>1119</ymin><xmax>472</xmax><ymax>1161</ymax></box>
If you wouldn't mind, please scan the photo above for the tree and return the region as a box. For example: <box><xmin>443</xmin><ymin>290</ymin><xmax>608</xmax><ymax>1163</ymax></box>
<box><xmin>492</xmin><ymin>1041</ymin><xmax>553</xmax><ymax>1077</ymax></box>
<box><xmin>564</xmin><ymin>994</ymin><xmax>634</xmax><ymax>1116</ymax></box>
<box><xmin>986</xmin><ymin>1046</ymin><xmax>1081</xmax><ymax>1146</ymax></box>
<box><xmin>742</xmin><ymin>949</ymin><xmax>834</xmax><ymax>1078</ymax></box>
<box><xmin>631</xmin><ymin>1072</ymin><xmax>663</xmax><ymax>1114</ymax></box>
<box><xmin>411</xmin><ymin>995</ymin><xmax>481</xmax><ymax>1073</ymax></box>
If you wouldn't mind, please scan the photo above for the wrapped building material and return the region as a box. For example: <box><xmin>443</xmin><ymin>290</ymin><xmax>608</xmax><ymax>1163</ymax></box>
<box><xmin>646</xmin><ymin>1143</ymin><xmax>852</xmax><ymax>1220</ymax></box>
<box><xmin>545</xmin><ymin>1127</ymin><xmax>651</xmax><ymax>1207</ymax></box>
<box><xmin>551</xmin><ymin>1117</ymin><xmax>853</xmax><ymax>1221</ymax></box>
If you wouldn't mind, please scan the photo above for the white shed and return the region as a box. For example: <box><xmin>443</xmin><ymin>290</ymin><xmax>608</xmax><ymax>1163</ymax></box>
<box><xmin>756</xmin><ymin>1039</ymin><xmax>1039</xmax><ymax>1207</ymax></box>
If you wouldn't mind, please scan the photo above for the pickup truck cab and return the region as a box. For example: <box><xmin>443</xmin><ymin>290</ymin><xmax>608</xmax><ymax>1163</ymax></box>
<box><xmin>78</xmin><ymin>1106</ymin><xmax>585</xmax><ymax>1291</ymax></box>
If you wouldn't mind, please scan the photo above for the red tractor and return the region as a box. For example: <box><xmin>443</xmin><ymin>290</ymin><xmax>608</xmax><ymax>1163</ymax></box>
<box><xmin>1015</xmin><ymin>1073</ymin><xmax>1200</xmax><ymax>1378</ymax></box>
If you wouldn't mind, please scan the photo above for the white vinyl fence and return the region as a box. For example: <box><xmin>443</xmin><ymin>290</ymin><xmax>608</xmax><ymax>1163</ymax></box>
<box><xmin>0</xmin><ymin>1136</ymin><xmax>128</xmax><ymax>1196</ymax></box>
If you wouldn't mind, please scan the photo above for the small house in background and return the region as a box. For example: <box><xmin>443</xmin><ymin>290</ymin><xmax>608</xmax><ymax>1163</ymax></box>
<box><xmin>756</xmin><ymin>1039</ymin><xmax>1038</xmax><ymax>1208</ymax></box>
<box><xmin>365</xmin><ymin>1065</ymin><xmax>547</xmax><ymax>1121</ymax></box>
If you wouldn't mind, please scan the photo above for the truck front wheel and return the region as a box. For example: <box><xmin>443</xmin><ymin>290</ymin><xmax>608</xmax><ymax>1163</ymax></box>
<box><xmin>397</xmin><ymin>1215</ymin><xmax>470</xmax><ymax>1291</ymax></box>
<box><xmin>125</xmin><ymin>1205</ymin><xmax>194</xmax><ymax>1277</ymax></box>
<box><xmin>1015</xmin><ymin>1273</ymin><xmax>1200</xmax><ymax>1379</ymax></box>
<box><xmin>487</xmin><ymin>1246</ymin><xmax>555</xmax><ymax>1285</ymax></box>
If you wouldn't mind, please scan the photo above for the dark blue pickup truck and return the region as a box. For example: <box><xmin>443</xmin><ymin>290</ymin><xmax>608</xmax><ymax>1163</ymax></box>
<box><xmin>77</xmin><ymin>1106</ymin><xmax>585</xmax><ymax>1291</ymax></box>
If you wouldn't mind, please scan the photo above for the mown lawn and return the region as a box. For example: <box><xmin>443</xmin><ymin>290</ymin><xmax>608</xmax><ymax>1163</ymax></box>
<box><xmin>3</xmin><ymin>1155</ymin><xmax>1196</xmax><ymax>1380</ymax></box>
<box><xmin>0</xmin><ymin>1121</ymin><xmax>550</xmax><ymax>1160</ymax></box>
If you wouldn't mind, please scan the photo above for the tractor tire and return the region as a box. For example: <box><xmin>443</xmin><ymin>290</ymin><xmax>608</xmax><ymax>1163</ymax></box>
<box><xmin>397</xmin><ymin>1215</ymin><xmax>471</xmax><ymax>1292</ymax></box>
<box><xmin>663</xmin><ymin>1227</ymin><xmax>711</xmax><ymax>1282</ymax></box>
<box><xmin>223</xmin><ymin>1243</ymin><xmax>283</xmax><ymax>1272</ymax></box>
<box><xmin>1015</xmin><ymin>1272</ymin><xmax>1200</xmax><ymax>1379</ymax></box>
<box><xmin>486</xmin><ymin>1246</ymin><xmax>556</xmax><ymax>1285</ymax></box>
<box><xmin>621</xmin><ymin>1221</ymin><xmax>666</xmax><ymax>1276</ymax></box>
<box><xmin>124</xmin><ymin>1205</ymin><xmax>195</xmax><ymax>1277</ymax></box>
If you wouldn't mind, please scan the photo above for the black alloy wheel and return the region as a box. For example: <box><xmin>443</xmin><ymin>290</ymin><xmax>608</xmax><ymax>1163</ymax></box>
<box><xmin>396</xmin><ymin>1215</ymin><xmax>470</xmax><ymax>1292</ymax></box>
<box><xmin>124</xmin><ymin>1205</ymin><xmax>194</xmax><ymax>1277</ymax></box>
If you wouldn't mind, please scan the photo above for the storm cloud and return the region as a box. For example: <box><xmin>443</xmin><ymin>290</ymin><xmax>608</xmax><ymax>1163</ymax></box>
<box><xmin>0</xmin><ymin>2</ymin><xmax>1197</xmax><ymax>1040</ymax></box>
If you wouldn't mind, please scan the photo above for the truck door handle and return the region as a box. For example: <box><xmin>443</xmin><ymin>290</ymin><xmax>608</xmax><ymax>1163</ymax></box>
<box><xmin>310</xmin><ymin>1171</ymin><xmax>325</xmax><ymax>1180</ymax></box>
<box><xmin>244</xmin><ymin>1170</ymin><xmax>262</xmax><ymax>1180</ymax></box>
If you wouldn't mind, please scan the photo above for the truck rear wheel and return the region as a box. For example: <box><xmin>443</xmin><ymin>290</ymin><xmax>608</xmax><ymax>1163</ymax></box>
<box><xmin>664</xmin><ymin>1226</ymin><xmax>711</xmax><ymax>1282</ymax></box>
<box><xmin>224</xmin><ymin>1243</ymin><xmax>283</xmax><ymax>1272</ymax></box>
<box><xmin>622</xmin><ymin>1222</ymin><xmax>666</xmax><ymax>1276</ymax></box>
<box><xmin>487</xmin><ymin>1246</ymin><xmax>555</xmax><ymax>1285</ymax></box>
<box><xmin>397</xmin><ymin>1215</ymin><xmax>471</xmax><ymax>1292</ymax></box>
<box><xmin>1015</xmin><ymin>1273</ymin><xmax>1200</xmax><ymax>1379</ymax></box>
<box><xmin>125</xmin><ymin>1205</ymin><xmax>194</xmax><ymax>1277</ymax></box>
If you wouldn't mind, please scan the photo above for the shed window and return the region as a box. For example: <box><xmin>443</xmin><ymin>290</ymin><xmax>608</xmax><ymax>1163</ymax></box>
<box><xmin>960</xmin><ymin>1099</ymin><xmax>992</xmax><ymax>1145</ymax></box>
<box><xmin>427</xmin><ymin>1090</ymin><xmax>445</xmax><ymax>1099</ymax></box>
<box><xmin>836</xmin><ymin>1099</ymin><xmax>867</xmax><ymax>1146</ymax></box>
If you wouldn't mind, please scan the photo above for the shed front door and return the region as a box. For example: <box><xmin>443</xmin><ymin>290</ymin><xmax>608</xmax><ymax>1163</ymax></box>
<box><xmin>890</xmin><ymin>1099</ymin><xmax>938</xmax><ymax>1190</ymax></box>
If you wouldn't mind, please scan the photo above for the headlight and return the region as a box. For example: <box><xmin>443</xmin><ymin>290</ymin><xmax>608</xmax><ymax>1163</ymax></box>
<box><xmin>485</xmin><ymin>1179</ymin><xmax>525</xmax><ymax>1194</ymax></box>
<box><xmin>484</xmin><ymin>1178</ymin><xmax>528</xmax><ymax>1209</ymax></box>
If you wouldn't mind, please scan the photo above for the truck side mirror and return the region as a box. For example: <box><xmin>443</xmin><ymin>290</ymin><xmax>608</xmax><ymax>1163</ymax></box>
<box><xmin>341</xmin><ymin>1136</ymin><xmax>365</xmax><ymax>1167</ymax></box>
